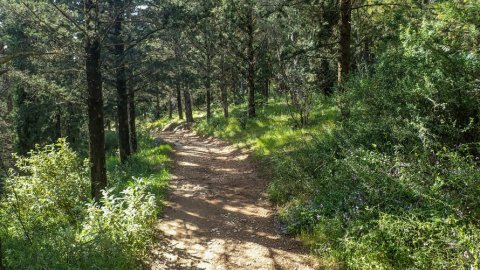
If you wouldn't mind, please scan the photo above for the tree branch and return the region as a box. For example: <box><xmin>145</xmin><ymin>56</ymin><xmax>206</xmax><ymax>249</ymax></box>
<box><xmin>49</xmin><ymin>1</ymin><xmax>87</xmax><ymax>36</ymax></box>
<box><xmin>0</xmin><ymin>51</ymin><xmax>62</xmax><ymax>65</ymax></box>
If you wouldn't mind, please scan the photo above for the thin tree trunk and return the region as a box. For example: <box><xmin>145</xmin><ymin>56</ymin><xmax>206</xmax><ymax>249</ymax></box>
<box><xmin>264</xmin><ymin>78</ymin><xmax>269</xmax><ymax>103</ymax></box>
<box><xmin>168</xmin><ymin>91</ymin><xmax>173</xmax><ymax>119</ymax></box>
<box><xmin>184</xmin><ymin>84</ymin><xmax>194</xmax><ymax>123</ymax></box>
<box><xmin>176</xmin><ymin>81</ymin><xmax>184</xmax><ymax>120</ymax></box>
<box><xmin>155</xmin><ymin>93</ymin><xmax>161</xmax><ymax>119</ymax></box>
<box><xmin>338</xmin><ymin>0</ymin><xmax>352</xmax><ymax>84</ymax></box>
<box><xmin>320</xmin><ymin>59</ymin><xmax>334</xmax><ymax>95</ymax></box>
<box><xmin>220</xmin><ymin>55</ymin><xmax>229</xmax><ymax>118</ymax></box>
<box><xmin>6</xmin><ymin>93</ymin><xmax>13</xmax><ymax>114</ymax></box>
<box><xmin>206</xmin><ymin>54</ymin><xmax>212</xmax><ymax>120</ymax></box>
<box><xmin>114</xmin><ymin>116</ymin><xmax>119</xmax><ymax>131</ymax></box>
<box><xmin>0</xmin><ymin>239</ymin><xmax>5</xmax><ymax>270</ymax></box>
<box><xmin>232</xmin><ymin>68</ymin><xmax>241</xmax><ymax>105</ymax></box>
<box><xmin>55</xmin><ymin>109</ymin><xmax>62</xmax><ymax>140</ymax></box>
<box><xmin>85</xmin><ymin>0</ymin><xmax>107</xmax><ymax>201</ymax></box>
<box><xmin>363</xmin><ymin>37</ymin><xmax>373</xmax><ymax>68</ymax></box>
<box><xmin>111</xmin><ymin>0</ymin><xmax>131</xmax><ymax>163</ymax></box>
<box><xmin>15</xmin><ymin>86</ymin><xmax>30</xmax><ymax>155</ymax></box>
<box><xmin>4</xmin><ymin>70</ymin><xmax>12</xmax><ymax>114</ymax></box>
<box><xmin>246</xmin><ymin>5</ymin><xmax>256</xmax><ymax>118</ymax></box>
<box><xmin>0</xmin><ymin>238</ymin><xmax>4</xmax><ymax>270</ymax></box>
<box><xmin>128</xmin><ymin>86</ymin><xmax>137</xmax><ymax>153</ymax></box>
<box><xmin>65</xmin><ymin>106</ymin><xmax>77</xmax><ymax>146</ymax></box>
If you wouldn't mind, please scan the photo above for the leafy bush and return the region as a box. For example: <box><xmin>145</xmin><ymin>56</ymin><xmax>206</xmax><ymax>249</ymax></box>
<box><xmin>3</xmin><ymin>139</ymin><xmax>89</xmax><ymax>233</ymax></box>
<box><xmin>1</xmin><ymin>138</ymin><xmax>169</xmax><ymax>269</ymax></box>
<box><xmin>77</xmin><ymin>181</ymin><xmax>158</xmax><ymax>269</ymax></box>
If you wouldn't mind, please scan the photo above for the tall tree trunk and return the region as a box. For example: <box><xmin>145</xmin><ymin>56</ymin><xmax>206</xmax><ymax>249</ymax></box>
<box><xmin>203</xmin><ymin>8</ymin><xmax>213</xmax><ymax>120</ymax></box>
<box><xmin>176</xmin><ymin>81</ymin><xmax>183</xmax><ymax>120</ymax></box>
<box><xmin>85</xmin><ymin>0</ymin><xmax>107</xmax><ymax>201</ymax></box>
<box><xmin>320</xmin><ymin>59</ymin><xmax>334</xmax><ymax>95</ymax></box>
<box><xmin>246</xmin><ymin>5</ymin><xmax>256</xmax><ymax>118</ymax></box>
<box><xmin>65</xmin><ymin>106</ymin><xmax>78</xmax><ymax>146</ymax></box>
<box><xmin>184</xmin><ymin>84</ymin><xmax>194</xmax><ymax>123</ymax></box>
<box><xmin>231</xmin><ymin>68</ymin><xmax>241</xmax><ymax>105</ymax></box>
<box><xmin>86</xmin><ymin>38</ymin><xmax>107</xmax><ymax>201</ymax></box>
<box><xmin>155</xmin><ymin>92</ymin><xmax>161</xmax><ymax>119</ymax></box>
<box><xmin>338</xmin><ymin>0</ymin><xmax>352</xmax><ymax>84</ymax></box>
<box><xmin>15</xmin><ymin>86</ymin><xmax>30</xmax><ymax>155</ymax></box>
<box><xmin>363</xmin><ymin>37</ymin><xmax>373</xmax><ymax>69</ymax></box>
<box><xmin>168</xmin><ymin>91</ymin><xmax>173</xmax><ymax>119</ymax></box>
<box><xmin>55</xmin><ymin>109</ymin><xmax>62</xmax><ymax>140</ymax></box>
<box><xmin>264</xmin><ymin>78</ymin><xmax>269</xmax><ymax>103</ymax></box>
<box><xmin>6</xmin><ymin>93</ymin><xmax>13</xmax><ymax>114</ymax></box>
<box><xmin>0</xmin><ymin>238</ymin><xmax>4</xmax><ymax>270</ymax></box>
<box><xmin>220</xmin><ymin>55</ymin><xmax>229</xmax><ymax>118</ymax></box>
<box><xmin>128</xmin><ymin>86</ymin><xmax>137</xmax><ymax>153</ymax></box>
<box><xmin>111</xmin><ymin>0</ymin><xmax>131</xmax><ymax>163</ymax></box>
<box><xmin>114</xmin><ymin>116</ymin><xmax>119</xmax><ymax>132</ymax></box>
<box><xmin>206</xmin><ymin>54</ymin><xmax>212</xmax><ymax>120</ymax></box>
<box><xmin>4</xmin><ymin>71</ymin><xmax>13</xmax><ymax>114</ymax></box>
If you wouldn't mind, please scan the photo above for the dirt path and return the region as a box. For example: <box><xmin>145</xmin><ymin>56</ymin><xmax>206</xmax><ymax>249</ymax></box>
<box><xmin>148</xmin><ymin>129</ymin><xmax>319</xmax><ymax>270</ymax></box>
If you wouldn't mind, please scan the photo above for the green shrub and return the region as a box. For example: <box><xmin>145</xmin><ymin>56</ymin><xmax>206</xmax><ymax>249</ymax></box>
<box><xmin>77</xmin><ymin>180</ymin><xmax>158</xmax><ymax>269</ymax></box>
<box><xmin>1</xmin><ymin>138</ymin><xmax>169</xmax><ymax>269</ymax></box>
<box><xmin>1</xmin><ymin>139</ymin><xmax>89</xmax><ymax>268</ymax></box>
<box><xmin>4</xmin><ymin>139</ymin><xmax>89</xmax><ymax>233</ymax></box>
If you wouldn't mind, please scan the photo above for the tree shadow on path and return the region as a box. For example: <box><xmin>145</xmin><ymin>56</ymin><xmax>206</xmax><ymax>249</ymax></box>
<box><xmin>148</xmin><ymin>129</ymin><xmax>321</xmax><ymax>270</ymax></box>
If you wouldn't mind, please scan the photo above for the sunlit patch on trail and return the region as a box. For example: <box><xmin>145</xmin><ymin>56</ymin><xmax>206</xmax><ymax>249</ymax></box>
<box><xmin>148</xmin><ymin>130</ymin><xmax>320</xmax><ymax>270</ymax></box>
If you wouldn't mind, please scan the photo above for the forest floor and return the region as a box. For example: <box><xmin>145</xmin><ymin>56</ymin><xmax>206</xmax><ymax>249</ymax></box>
<box><xmin>148</xmin><ymin>128</ymin><xmax>320</xmax><ymax>270</ymax></box>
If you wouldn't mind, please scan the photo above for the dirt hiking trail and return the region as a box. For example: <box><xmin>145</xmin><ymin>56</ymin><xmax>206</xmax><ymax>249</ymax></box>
<box><xmin>148</xmin><ymin>129</ymin><xmax>320</xmax><ymax>270</ymax></box>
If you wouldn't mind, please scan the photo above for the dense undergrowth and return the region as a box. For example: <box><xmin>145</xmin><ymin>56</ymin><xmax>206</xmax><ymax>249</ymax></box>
<box><xmin>0</xmin><ymin>131</ymin><xmax>171</xmax><ymax>269</ymax></box>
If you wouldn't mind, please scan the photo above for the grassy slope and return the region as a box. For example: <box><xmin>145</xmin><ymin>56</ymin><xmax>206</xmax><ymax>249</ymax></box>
<box><xmin>193</xmin><ymin>101</ymin><xmax>335</xmax><ymax>155</ymax></box>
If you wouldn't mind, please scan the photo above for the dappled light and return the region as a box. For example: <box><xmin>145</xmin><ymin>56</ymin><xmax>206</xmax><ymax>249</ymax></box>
<box><xmin>1</xmin><ymin>0</ymin><xmax>479</xmax><ymax>269</ymax></box>
<box><xmin>148</xmin><ymin>130</ymin><xmax>318</xmax><ymax>270</ymax></box>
